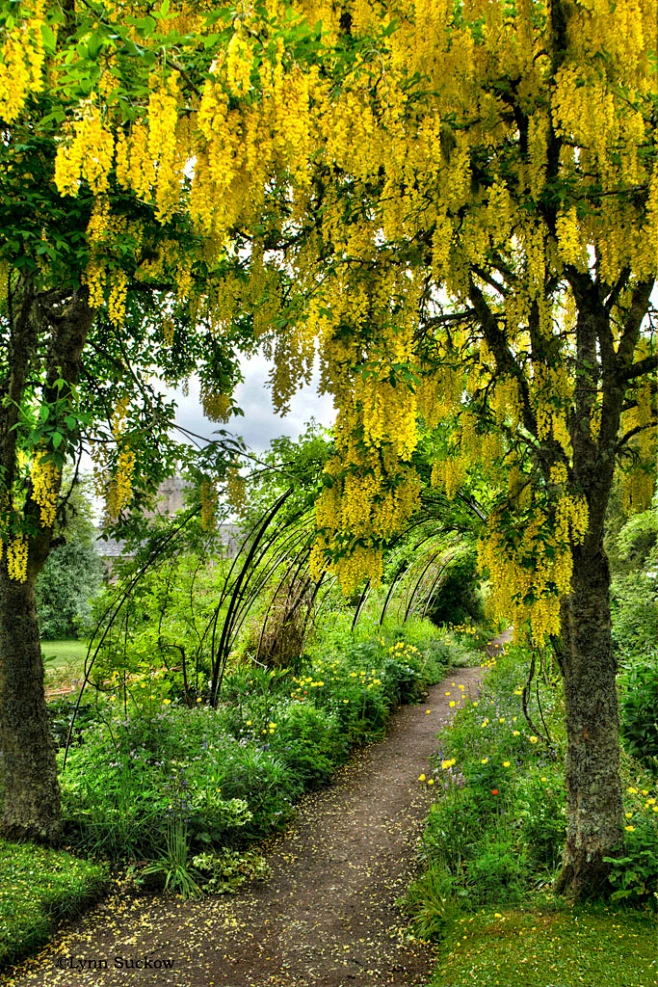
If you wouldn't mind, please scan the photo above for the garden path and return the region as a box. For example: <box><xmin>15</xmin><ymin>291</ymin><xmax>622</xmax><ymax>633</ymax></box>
<box><xmin>6</xmin><ymin>666</ymin><xmax>482</xmax><ymax>987</ymax></box>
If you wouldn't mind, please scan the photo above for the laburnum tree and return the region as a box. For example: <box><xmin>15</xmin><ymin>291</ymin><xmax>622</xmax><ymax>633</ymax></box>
<box><xmin>0</xmin><ymin>0</ymin><xmax>262</xmax><ymax>842</ymax></box>
<box><xmin>228</xmin><ymin>0</ymin><xmax>658</xmax><ymax>901</ymax></box>
<box><xmin>3</xmin><ymin>0</ymin><xmax>658</xmax><ymax>901</ymax></box>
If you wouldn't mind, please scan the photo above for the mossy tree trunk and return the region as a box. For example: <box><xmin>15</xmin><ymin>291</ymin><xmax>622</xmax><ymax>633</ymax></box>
<box><xmin>555</xmin><ymin>546</ymin><xmax>622</xmax><ymax>898</ymax></box>
<box><xmin>0</xmin><ymin>285</ymin><xmax>93</xmax><ymax>843</ymax></box>
<box><xmin>0</xmin><ymin>571</ymin><xmax>62</xmax><ymax>842</ymax></box>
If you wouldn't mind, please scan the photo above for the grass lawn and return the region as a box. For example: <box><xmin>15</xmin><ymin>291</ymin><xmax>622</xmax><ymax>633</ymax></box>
<box><xmin>431</xmin><ymin>903</ymin><xmax>658</xmax><ymax>987</ymax></box>
<box><xmin>41</xmin><ymin>640</ymin><xmax>88</xmax><ymax>668</ymax></box>
<box><xmin>0</xmin><ymin>841</ymin><xmax>108</xmax><ymax>970</ymax></box>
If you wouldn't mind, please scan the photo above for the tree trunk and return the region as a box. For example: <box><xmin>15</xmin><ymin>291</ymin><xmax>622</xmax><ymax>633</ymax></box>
<box><xmin>555</xmin><ymin>545</ymin><xmax>623</xmax><ymax>899</ymax></box>
<box><xmin>0</xmin><ymin>568</ymin><xmax>62</xmax><ymax>843</ymax></box>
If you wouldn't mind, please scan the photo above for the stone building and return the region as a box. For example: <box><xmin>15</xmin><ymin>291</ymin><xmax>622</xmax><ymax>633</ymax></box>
<box><xmin>96</xmin><ymin>477</ymin><xmax>240</xmax><ymax>573</ymax></box>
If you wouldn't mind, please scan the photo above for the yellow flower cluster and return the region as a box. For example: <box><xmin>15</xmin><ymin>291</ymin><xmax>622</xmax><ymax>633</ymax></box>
<box><xmin>106</xmin><ymin>449</ymin><xmax>135</xmax><ymax>522</ymax></box>
<box><xmin>388</xmin><ymin>641</ymin><xmax>421</xmax><ymax>660</ymax></box>
<box><xmin>31</xmin><ymin>452</ymin><xmax>59</xmax><ymax>528</ymax></box>
<box><xmin>555</xmin><ymin>207</ymin><xmax>586</xmax><ymax>270</ymax></box>
<box><xmin>530</xmin><ymin>365</ymin><xmax>573</xmax><ymax>447</ymax></box>
<box><xmin>200</xmin><ymin>479</ymin><xmax>217</xmax><ymax>532</ymax></box>
<box><xmin>0</xmin><ymin>0</ymin><xmax>46</xmax><ymax>122</ymax></box>
<box><xmin>331</xmin><ymin>544</ymin><xmax>384</xmax><ymax>595</ymax></box>
<box><xmin>101</xmin><ymin>396</ymin><xmax>135</xmax><ymax>522</ymax></box>
<box><xmin>55</xmin><ymin>109</ymin><xmax>114</xmax><ymax>197</ymax></box>
<box><xmin>225</xmin><ymin>468</ymin><xmax>247</xmax><ymax>516</ymax></box>
<box><xmin>478</xmin><ymin>494</ymin><xmax>588</xmax><ymax>645</ymax></box>
<box><xmin>108</xmin><ymin>270</ymin><xmax>128</xmax><ymax>326</ymax></box>
<box><xmin>549</xmin><ymin>463</ymin><xmax>568</xmax><ymax>486</ymax></box>
<box><xmin>7</xmin><ymin>535</ymin><xmax>28</xmax><ymax>582</ymax></box>
<box><xmin>147</xmin><ymin>72</ymin><xmax>183</xmax><ymax>221</ymax></box>
<box><xmin>200</xmin><ymin>386</ymin><xmax>231</xmax><ymax>423</ymax></box>
<box><xmin>13</xmin><ymin>0</ymin><xmax>657</xmax><ymax>611</ymax></box>
<box><xmin>619</xmin><ymin>377</ymin><xmax>657</xmax><ymax>512</ymax></box>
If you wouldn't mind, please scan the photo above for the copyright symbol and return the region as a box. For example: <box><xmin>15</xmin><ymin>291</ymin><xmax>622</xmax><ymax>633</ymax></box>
<box><xmin>55</xmin><ymin>957</ymin><xmax>66</xmax><ymax>970</ymax></box>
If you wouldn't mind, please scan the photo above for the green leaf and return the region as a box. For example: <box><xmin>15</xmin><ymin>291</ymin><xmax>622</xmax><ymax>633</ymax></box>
<box><xmin>41</xmin><ymin>23</ymin><xmax>57</xmax><ymax>51</ymax></box>
<box><xmin>88</xmin><ymin>31</ymin><xmax>105</xmax><ymax>60</ymax></box>
<box><xmin>51</xmin><ymin>432</ymin><xmax>63</xmax><ymax>450</ymax></box>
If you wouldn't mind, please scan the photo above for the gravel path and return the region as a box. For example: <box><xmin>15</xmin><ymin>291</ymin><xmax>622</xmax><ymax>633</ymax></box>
<box><xmin>4</xmin><ymin>667</ymin><xmax>482</xmax><ymax>987</ymax></box>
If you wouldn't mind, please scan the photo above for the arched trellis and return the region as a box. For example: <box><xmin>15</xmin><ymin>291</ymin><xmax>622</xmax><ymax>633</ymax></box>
<box><xmin>63</xmin><ymin>472</ymin><xmax>486</xmax><ymax>764</ymax></box>
<box><xmin>351</xmin><ymin>487</ymin><xmax>487</xmax><ymax>629</ymax></box>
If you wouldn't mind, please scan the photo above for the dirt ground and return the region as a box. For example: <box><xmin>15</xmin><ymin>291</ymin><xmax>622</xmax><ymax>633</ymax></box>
<box><xmin>5</xmin><ymin>667</ymin><xmax>482</xmax><ymax>987</ymax></box>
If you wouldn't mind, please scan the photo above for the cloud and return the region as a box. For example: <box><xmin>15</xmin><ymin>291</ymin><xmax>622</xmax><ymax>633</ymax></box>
<box><xmin>173</xmin><ymin>351</ymin><xmax>335</xmax><ymax>453</ymax></box>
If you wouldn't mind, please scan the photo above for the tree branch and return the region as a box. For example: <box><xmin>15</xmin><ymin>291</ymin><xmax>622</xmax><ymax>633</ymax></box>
<box><xmin>468</xmin><ymin>276</ymin><xmax>537</xmax><ymax>437</ymax></box>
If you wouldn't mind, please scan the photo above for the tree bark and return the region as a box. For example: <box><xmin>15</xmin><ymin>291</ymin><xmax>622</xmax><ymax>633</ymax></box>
<box><xmin>555</xmin><ymin>545</ymin><xmax>623</xmax><ymax>899</ymax></box>
<box><xmin>0</xmin><ymin>570</ymin><xmax>62</xmax><ymax>842</ymax></box>
<box><xmin>0</xmin><ymin>289</ymin><xmax>94</xmax><ymax>843</ymax></box>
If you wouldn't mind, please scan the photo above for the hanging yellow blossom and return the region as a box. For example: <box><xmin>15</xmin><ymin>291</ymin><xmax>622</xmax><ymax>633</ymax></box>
<box><xmin>31</xmin><ymin>452</ymin><xmax>59</xmax><ymax>528</ymax></box>
<box><xmin>7</xmin><ymin>535</ymin><xmax>28</xmax><ymax>583</ymax></box>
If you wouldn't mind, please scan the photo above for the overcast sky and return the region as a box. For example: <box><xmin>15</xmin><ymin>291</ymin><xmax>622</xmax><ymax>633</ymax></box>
<box><xmin>172</xmin><ymin>349</ymin><xmax>335</xmax><ymax>454</ymax></box>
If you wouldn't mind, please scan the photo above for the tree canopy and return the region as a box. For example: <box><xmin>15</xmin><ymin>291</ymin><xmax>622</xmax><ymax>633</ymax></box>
<box><xmin>5</xmin><ymin>0</ymin><xmax>655</xmax><ymax>633</ymax></box>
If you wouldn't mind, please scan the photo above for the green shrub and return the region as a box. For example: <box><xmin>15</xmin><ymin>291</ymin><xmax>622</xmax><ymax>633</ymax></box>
<box><xmin>60</xmin><ymin>708</ymin><xmax>255</xmax><ymax>859</ymax></box>
<box><xmin>269</xmin><ymin>703</ymin><xmax>348</xmax><ymax>788</ymax></box>
<box><xmin>619</xmin><ymin>659</ymin><xmax>658</xmax><ymax>764</ymax></box>
<box><xmin>37</xmin><ymin>538</ymin><xmax>105</xmax><ymax>639</ymax></box>
<box><xmin>427</xmin><ymin>548</ymin><xmax>485</xmax><ymax>628</ymax></box>
<box><xmin>401</xmin><ymin>863</ymin><xmax>461</xmax><ymax>940</ymax></box>
<box><xmin>190</xmin><ymin>849</ymin><xmax>270</xmax><ymax>894</ymax></box>
<box><xmin>515</xmin><ymin>769</ymin><xmax>567</xmax><ymax>870</ymax></box>
<box><xmin>408</xmin><ymin>642</ymin><xmax>658</xmax><ymax>943</ymax></box>
<box><xmin>611</xmin><ymin>574</ymin><xmax>658</xmax><ymax>661</ymax></box>
<box><xmin>603</xmin><ymin>765</ymin><xmax>658</xmax><ymax>903</ymax></box>
<box><xmin>467</xmin><ymin>836</ymin><xmax>529</xmax><ymax>904</ymax></box>
<box><xmin>59</xmin><ymin>617</ymin><xmax>456</xmax><ymax>893</ymax></box>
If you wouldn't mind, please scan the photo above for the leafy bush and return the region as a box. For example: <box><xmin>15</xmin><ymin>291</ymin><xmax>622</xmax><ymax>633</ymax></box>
<box><xmin>427</xmin><ymin>548</ymin><xmax>485</xmax><ymax>628</ymax></box>
<box><xmin>515</xmin><ymin>769</ymin><xmax>567</xmax><ymax>870</ymax></box>
<box><xmin>467</xmin><ymin>835</ymin><xmax>529</xmax><ymax>904</ymax></box>
<box><xmin>60</xmin><ymin>707</ymin><xmax>256</xmax><ymax>860</ymax></box>
<box><xmin>36</xmin><ymin>477</ymin><xmax>106</xmax><ymax>640</ymax></box>
<box><xmin>405</xmin><ymin>643</ymin><xmax>658</xmax><ymax>940</ymax></box>
<box><xmin>191</xmin><ymin>849</ymin><xmax>270</xmax><ymax>894</ymax></box>
<box><xmin>269</xmin><ymin>703</ymin><xmax>348</xmax><ymax>788</ymax></box>
<box><xmin>401</xmin><ymin>864</ymin><xmax>461</xmax><ymax>941</ymax></box>
<box><xmin>619</xmin><ymin>659</ymin><xmax>658</xmax><ymax>764</ymax></box>
<box><xmin>60</xmin><ymin>618</ymin><xmax>455</xmax><ymax>888</ymax></box>
<box><xmin>37</xmin><ymin>538</ymin><xmax>105</xmax><ymax>639</ymax></box>
<box><xmin>611</xmin><ymin>574</ymin><xmax>658</xmax><ymax>661</ymax></box>
<box><xmin>609</xmin><ymin>508</ymin><xmax>658</xmax><ymax>662</ymax></box>
<box><xmin>47</xmin><ymin>698</ymin><xmax>103</xmax><ymax>748</ymax></box>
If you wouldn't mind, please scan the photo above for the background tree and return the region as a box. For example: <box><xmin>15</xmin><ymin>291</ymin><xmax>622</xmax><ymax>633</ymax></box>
<box><xmin>36</xmin><ymin>474</ymin><xmax>104</xmax><ymax>640</ymax></box>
